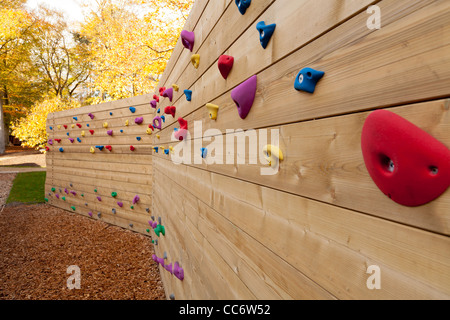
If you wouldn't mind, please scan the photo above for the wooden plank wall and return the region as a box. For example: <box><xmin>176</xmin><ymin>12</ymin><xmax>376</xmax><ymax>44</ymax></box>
<box><xmin>46</xmin><ymin>0</ymin><xmax>450</xmax><ymax>300</ymax></box>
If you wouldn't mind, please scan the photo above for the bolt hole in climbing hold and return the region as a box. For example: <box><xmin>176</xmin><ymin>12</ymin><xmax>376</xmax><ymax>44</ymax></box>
<box><xmin>430</xmin><ymin>166</ymin><xmax>439</xmax><ymax>176</ymax></box>
<box><xmin>294</xmin><ymin>67</ymin><xmax>325</xmax><ymax>93</ymax></box>
<box><xmin>379</xmin><ymin>155</ymin><xmax>395</xmax><ymax>174</ymax></box>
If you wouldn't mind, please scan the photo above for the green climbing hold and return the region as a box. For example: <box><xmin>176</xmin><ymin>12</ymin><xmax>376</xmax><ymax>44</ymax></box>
<box><xmin>154</xmin><ymin>224</ymin><xmax>165</xmax><ymax>237</ymax></box>
<box><xmin>94</xmin><ymin>188</ymin><xmax>97</xmax><ymax>192</ymax></box>
<box><xmin>81</xmin><ymin>194</ymin><xmax>84</xmax><ymax>197</ymax></box>
<box><xmin>146</xmin><ymin>229</ymin><xmax>150</xmax><ymax>233</ymax></box>
<box><xmin>71</xmin><ymin>206</ymin><xmax>76</xmax><ymax>211</ymax></box>
<box><xmin>111</xmin><ymin>192</ymin><xmax>118</xmax><ymax>198</ymax></box>
<box><xmin>51</xmin><ymin>188</ymin><xmax>55</xmax><ymax>192</ymax></box>
<box><xmin>62</xmin><ymin>196</ymin><xmax>66</xmax><ymax>201</ymax></box>
<box><xmin>130</xmin><ymin>205</ymin><xmax>134</xmax><ymax>209</ymax></box>
<box><xmin>44</xmin><ymin>198</ymin><xmax>49</xmax><ymax>202</ymax></box>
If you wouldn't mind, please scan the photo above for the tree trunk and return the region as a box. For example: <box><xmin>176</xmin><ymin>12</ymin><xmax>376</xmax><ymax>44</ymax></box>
<box><xmin>0</xmin><ymin>90</ymin><xmax>6</xmax><ymax>155</ymax></box>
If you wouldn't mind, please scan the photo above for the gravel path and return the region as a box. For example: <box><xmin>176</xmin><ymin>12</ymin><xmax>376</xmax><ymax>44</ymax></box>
<box><xmin>0</xmin><ymin>173</ymin><xmax>17</xmax><ymax>207</ymax></box>
<box><xmin>0</xmin><ymin>204</ymin><xmax>166</xmax><ymax>300</ymax></box>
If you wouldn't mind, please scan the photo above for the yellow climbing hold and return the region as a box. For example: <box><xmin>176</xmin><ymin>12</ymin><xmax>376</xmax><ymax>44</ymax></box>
<box><xmin>71</xmin><ymin>124</ymin><xmax>75</xmax><ymax>128</ymax></box>
<box><xmin>90</xmin><ymin>146</ymin><xmax>95</xmax><ymax>154</ymax></box>
<box><xmin>206</xmin><ymin>103</ymin><xmax>219</xmax><ymax>120</ymax></box>
<box><xmin>103</xmin><ymin>122</ymin><xmax>108</xmax><ymax>128</ymax></box>
<box><xmin>191</xmin><ymin>54</ymin><xmax>200</xmax><ymax>69</ymax></box>
<box><xmin>125</xmin><ymin>119</ymin><xmax>129</xmax><ymax>126</ymax></box>
<box><xmin>263</xmin><ymin>145</ymin><xmax>284</xmax><ymax>167</ymax></box>
<box><xmin>146</xmin><ymin>128</ymin><xmax>153</xmax><ymax>135</ymax></box>
<box><xmin>156</xmin><ymin>134</ymin><xmax>160</xmax><ymax>139</ymax></box>
<box><xmin>81</xmin><ymin>131</ymin><xmax>85</xmax><ymax>137</ymax></box>
<box><xmin>172</xmin><ymin>84</ymin><xmax>179</xmax><ymax>92</ymax></box>
<box><xmin>57</xmin><ymin>125</ymin><xmax>61</xmax><ymax>129</ymax></box>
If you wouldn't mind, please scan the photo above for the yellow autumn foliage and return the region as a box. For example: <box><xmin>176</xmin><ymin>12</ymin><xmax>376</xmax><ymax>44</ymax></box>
<box><xmin>10</xmin><ymin>97</ymin><xmax>80</xmax><ymax>149</ymax></box>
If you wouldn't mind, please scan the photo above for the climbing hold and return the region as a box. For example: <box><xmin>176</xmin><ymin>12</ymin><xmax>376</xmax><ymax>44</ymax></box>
<box><xmin>164</xmin><ymin>263</ymin><xmax>173</xmax><ymax>274</ymax></box>
<box><xmin>62</xmin><ymin>196</ymin><xmax>66</xmax><ymax>201</ymax></box>
<box><xmin>88</xmin><ymin>212</ymin><xmax>93</xmax><ymax>217</ymax></box>
<box><xmin>81</xmin><ymin>194</ymin><xmax>84</xmax><ymax>197</ymax></box>
<box><xmin>59</xmin><ymin>147</ymin><xmax>64</xmax><ymax>152</ymax></box>
<box><xmin>89</xmin><ymin>130</ymin><xmax>94</xmax><ymax>135</ymax></box>
<box><xmin>153</xmin><ymin>95</ymin><xmax>159</xmax><ymax>102</ymax></box>
<box><xmin>64</xmin><ymin>188</ymin><xmax>69</xmax><ymax>194</ymax></box>
<box><xmin>70</xmin><ymin>191</ymin><xmax>77</xmax><ymax>196</ymax></box>
<box><xmin>153</xmin><ymin>147</ymin><xmax>159</xmax><ymax>153</ymax></box>
<box><xmin>173</xmin><ymin>262</ymin><xmax>184</xmax><ymax>281</ymax></box>
<box><xmin>206</xmin><ymin>103</ymin><xmax>219</xmax><ymax>120</ymax></box>
<box><xmin>55</xmin><ymin>194</ymin><xmax>60</xmax><ymax>199</ymax></box>
<box><xmin>81</xmin><ymin>131</ymin><xmax>85</xmax><ymax>137</ymax></box>
<box><xmin>361</xmin><ymin>109</ymin><xmax>450</xmax><ymax>207</ymax></box>
<box><xmin>110</xmin><ymin>112</ymin><xmax>113</xmax><ymax>115</ymax></box>
<box><xmin>148</xmin><ymin>220</ymin><xmax>157</xmax><ymax>229</ymax></box>
<box><xmin>146</xmin><ymin>128</ymin><xmax>153</xmax><ymax>135</ymax></box>
<box><xmin>157</xmin><ymin>108</ymin><xmax>160</xmax><ymax>114</ymax></box>
<box><xmin>184</xmin><ymin>90</ymin><xmax>192</xmax><ymax>102</ymax></box>
<box><xmin>164</xmin><ymin>149</ymin><xmax>169</xmax><ymax>155</ymax></box>
<box><xmin>130</xmin><ymin>145</ymin><xmax>135</xmax><ymax>151</ymax></box>
<box><xmin>154</xmin><ymin>224</ymin><xmax>165</xmax><ymax>237</ymax></box>
<box><xmin>235</xmin><ymin>0</ymin><xmax>251</xmax><ymax>15</ymax></box>
<box><xmin>71</xmin><ymin>206</ymin><xmax>76</xmax><ymax>211</ymax></box>
<box><xmin>105</xmin><ymin>145</ymin><xmax>112</xmax><ymax>151</ymax></box>
<box><xmin>156</xmin><ymin>134</ymin><xmax>160</xmax><ymax>139</ymax></box>
<box><xmin>146</xmin><ymin>208</ymin><xmax>150</xmax><ymax>213</ymax></box>
<box><xmin>73</xmin><ymin>117</ymin><xmax>78</xmax><ymax>121</ymax></box>
<box><xmin>107</xmin><ymin>130</ymin><xmax>113</xmax><ymax>136</ymax></box>
<box><xmin>94</xmin><ymin>188</ymin><xmax>97</xmax><ymax>192</ymax></box>
<box><xmin>129</xmin><ymin>107</ymin><xmax>136</xmax><ymax>113</ymax></box>
<box><xmin>117</xmin><ymin>201</ymin><xmax>123</xmax><ymax>207</ymax></box>
<box><xmin>97</xmin><ymin>212</ymin><xmax>101</xmax><ymax>218</ymax></box>
<box><xmin>103</xmin><ymin>122</ymin><xmax>108</xmax><ymax>128</ymax></box>
<box><xmin>45</xmin><ymin>146</ymin><xmax>50</xmax><ymax>152</ymax></box>
<box><xmin>172</xmin><ymin>84</ymin><xmax>179</xmax><ymax>92</ymax></box>
<box><xmin>132</xmin><ymin>195</ymin><xmax>140</xmax><ymax>204</ymax></box>
<box><xmin>112</xmin><ymin>208</ymin><xmax>116</xmax><ymax>214</ymax></box>
<box><xmin>97</xmin><ymin>196</ymin><xmax>102</xmax><ymax>201</ymax></box>
<box><xmin>161</xmin><ymin>115</ymin><xmax>166</xmax><ymax>123</ymax></box>
<box><xmin>130</xmin><ymin>205</ymin><xmax>134</xmax><ymax>209</ymax></box>
<box><xmin>77</xmin><ymin>137</ymin><xmax>82</xmax><ymax>143</ymax></box>
<box><xmin>150</xmin><ymin>100</ymin><xmax>157</xmax><ymax>109</ymax></box>
<box><xmin>63</xmin><ymin>125</ymin><xmax>68</xmax><ymax>129</ymax></box>
<box><xmin>191</xmin><ymin>54</ymin><xmax>200</xmax><ymax>69</ymax></box>
<box><xmin>153</xmin><ymin>116</ymin><xmax>162</xmax><ymax>130</ymax></box>
<box><xmin>55</xmin><ymin>139</ymin><xmax>61</xmax><ymax>143</ymax></box>
<box><xmin>256</xmin><ymin>21</ymin><xmax>276</xmax><ymax>49</ymax></box>
<box><xmin>66</xmin><ymin>132</ymin><xmax>70</xmax><ymax>136</ymax></box>
<box><xmin>180</xmin><ymin>30</ymin><xmax>195</xmax><ymax>52</ymax></box>
<box><xmin>57</xmin><ymin>125</ymin><xmax>61</xmax><ymax>129</ymax></box>
<box><xmin>88</xmin><ymin>113</ymin><xmax>94</xmax><ymax>119</ymax></box>
<box><xmin>178</xmin><ymin>117</ymin><xmax>188</xmax><ymax>130</ymax></box>
<box><xmin>163</xmin><ymin>87</ymin><xmax>173</xmax><ymax>102</ymax></box>
<box><xmin>71</xmin><ymin>124</ymin><xmax>75</xmax><ymax>128</ymax></box>
<box><xmin>201</xmin><ymin>148</ymin><xmax>207</xmax><ymax>159</ymax></box>
<box><xmin>135</xmin><ymin>117</ymin><xmax>144</xmax><ymax>125</ymax></box>
<box><xmin>159</xmin><ymin>87</ymin><xmax>166</xmax><ymax>96</ymax></box>
<box><xmin>231</xmin><ymin>75</ymin><xmax>257</xmax><ymax>119</ymax></box>
<box><xmin>263</xmin><ymin>145</ymin><xmax>284</xmax><ymax>167</ymax></box>
<box><xmin>164</xmin><ymin>106</ymin><xmax>176</xmax><ymax>118</ymax></box>
<box><xmin>95</xmin><ymin>145</ymin><xmax>104</xmax><ymax>151</ymax></box>
<box><xmin>44</xmin><ymin>198</ymin><xmax>49</xmax><ymax>202</ymax></box>
<box><xmin>90</xmin><ymin>147</ymin><xmax>95</xmax><ymax>154</ymax></box>
<box><xmin>76</xmin><ymin>123</ymin><xmax>82</xmax><ymax>128</ymax></box>
<box><xmin>294</xmin><ymin>67</ymin><xmax>325</xmax><ymax>94</ymax></box>
<box><xmin>174</xmin><ymin>117</ymin><xmax>188</xmax><ymax>141</ymax></box>
<box><xmin>120</xmin><ymin>130</ymin><xmax>124</xmax><ymax>133</ymax></box>
<box><xmin>111</xmin><ymin>192</ymin><xmax>117</xmax><ymax>198</ymax></box>
<box><xmin>48</xmin><ymin>139</ymin><xmax>53</xmax><ymax>145</ymax></box>
<box><xmin>169</xmin><ymin>294</ymin><xmax>175</xmax><ymax>300</ymax></box>
<box><xmin>136</xmin><ymin>137</ymin><xmax>141</xmax><ymax>141</ymax></box>
<box><xmin>218</xmin><ymin>55</ymin><xmax>234</xmax><ymax>79</ymax></box>
<box><xmin>86</xmin><ymin>124</ymin><xmax>89</xmax><ymax>127</ymax></box>
<box><xmin>125</xmin><ymin>120</ymin><xmax>129</xmax><ymax>126</ymax></box>
<box><xmin>129</xmin><ymin>223</ymin><xmax>133</xmax><ymax>228</ymax></box>
<box><xmin>51</xmin><ymin>187</ymin><xmax>56</xmax><ymax>192</ymax></box>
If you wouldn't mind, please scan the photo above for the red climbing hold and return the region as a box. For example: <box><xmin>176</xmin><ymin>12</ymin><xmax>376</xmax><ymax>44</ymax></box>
<box><xmin>361</xmin><ymin>109</ymin><xmax>450</xmax><ymax>207</ymax></box>
<box><xmin>130</xmin><ymin>145</ymin><xmax>135</xmax><ymax>151</ymax></box>
<box><xmin>76</xmin><ymin>123</ymin><xmax>82</xmax><ymax>128</ymax></box>
<box><xmin>164</xmin><ymin>106</ymin><xmax>176</xmax><ymax>118</ymax></box>
<box><xmin>55</xmin><ymin>139</ymin><xmax>61</xmax><ymax>143</ymax></box>
<box><xmin>89</xmin><ymin>130</ymin><xmax>94</xmax><ymax>135</ymax></box>
<box><xmin>105</xmin><ymin>145</ymin><xmax>112</xmax><ymax>151</ymax></box>
<box><xmin>153</xmin><ymin>95</ymin><xmax>159</xmax><ymax>102</ymax></box>
<box><xmin>63</xmin><ymin>125</ymin><xmax>68</xmax><ymax>129</ymax></box>
<box><xmin>159</xmin><ymin>87</ymin><xmax>166</xmax><ymax>96</ymax></box>
<box><xmin>178</xmin><ymin>117</ymin><xmax>188</xmax><ymax>130</ymax></box>
<box><xmin>218</xmin><ymin>55</ymin><xmax>234</xmax><ymax>79</ymax></box>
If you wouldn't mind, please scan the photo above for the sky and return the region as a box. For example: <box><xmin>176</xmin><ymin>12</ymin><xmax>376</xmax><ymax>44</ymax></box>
<box><xmin>26</xmin><ymin>0</ymin><xmax>89</xmax><ymax>23</ymax></box>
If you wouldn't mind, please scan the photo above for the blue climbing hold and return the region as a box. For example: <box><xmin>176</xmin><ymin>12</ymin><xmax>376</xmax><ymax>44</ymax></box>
<box><xmin>161</xmin><ymin>115</ymin><xmax>165</xmax><ymax>123</ymax></box>
<box><xmin>49</xmin><ymin>126</ymin><xmax>53</xmax><ymax>130</ymax></box>
<box><xmin>235</xmin><ymin>0</ymin><xmax>251</xmax><ymax>15</ymax></box>
<box><xmin>73</xmin><ymin>117</ymin><xmax>78</xmax><ymax>120</ymax></box>
<box><xmin>129</xmin><ymin>106</ymin><xmax>136</xmax><ymax>113</ymax></box>
<box><xmin>201</xmin><ymin>148</ymin><xmax>207</xmax><ymax>159</ymax></box>
<box><xmin>77</xmin><ymin>137</ymin><xmax>81</xmax><ymax>143</ymax></box>
<box><xmin>184</xmin><ymin>90</ymin><xmax>192</xmax><ymax>101</ymax></box>
<box><xmin>59</xmin><ymin>147</ymin><xmax>64</xmax><ymax>152</ymax></box>
<box><xmin>294</xmin><ymin>67</ymin><xmax>325</xmax><ymax>94</ymax></box>
<box><xmin>153</xmin><ymin>147</ymin><xmax>159</xmax><ymax>153</ymax></box>
<box><xmin>110</xmin><ymin>112</ymin><xmax>113</xmax><ymax>115</ymax></box>
<box><xmin>95</xmin><ymin>145</ymin><xmax>104</xmax><ymax>151</ymax></box>
<box><xmin>164</xmin><ymin>149</ymin><xmax>169</xmax><ymax>155</ymax></box>
<box><xmin>66</xmin><ymin>132</ymin><xmax>70</xmax><ymax>136</ymax></box>
<box><xmin>87</xmin><ymin>124</ymin><xmax>90</xmax><ymax>127</ymax></box>
<box><xmin>120</xmin><ymin>129</ymin><xmax>124</xmax><ymax>133</ymax></box>
<box><xmin>174</xmin><ymin>128</ymin><xmax>179</xmax><ymax>132</ymax></box>
<box><xmin>256</xmin><ymin>21</ymin><xmax>276</xmax><ymax>49</ymax></box>
<box><xmin>136</xmin><ymin>137</ymin><xmax>141</xmax><ymax>141</ymax></box>
<box><xmin>157</xmin><ymin>108</ymin><xmax>160</xmax><ymax>114</ymax></box>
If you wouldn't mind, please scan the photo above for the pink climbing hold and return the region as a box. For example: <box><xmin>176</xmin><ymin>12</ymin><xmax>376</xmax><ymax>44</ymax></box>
<box><xmin>231</xmin><ymin>75</ymin><xmax>257</xmax><ymax>119</ymax></box>
<box><xmin>135</xmin><ymin>117</ymin><xmax>144</xmax><ymax>124</ymax></box>
<box><xmin>181</xmin><ymin>30</ymin><xmax>195</xmax><ymax>52</ymax></box>
<box><xmin>163</xmin><ymin>88</ymin><xmax>173</xmax><ymax>102</ymax></box>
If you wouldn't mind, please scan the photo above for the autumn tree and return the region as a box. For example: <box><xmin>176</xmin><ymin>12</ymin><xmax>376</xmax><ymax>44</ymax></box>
<box><xmin>79</xmin><ymin>0</ymin><xmax>193</xmax><ymax>104</ymax></box>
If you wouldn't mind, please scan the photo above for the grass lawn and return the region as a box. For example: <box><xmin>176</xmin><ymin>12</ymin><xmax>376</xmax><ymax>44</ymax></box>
<box><xmin>6</xmin><ymin>171</ymin><xmax>46</xmax><ymax>204</ymax></box>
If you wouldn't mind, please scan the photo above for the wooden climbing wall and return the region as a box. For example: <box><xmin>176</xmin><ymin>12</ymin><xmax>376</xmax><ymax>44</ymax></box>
<box><xmin>46</xmin><ymin>0</ymin><xmax>450</xmax><ymax>300</ymax></box>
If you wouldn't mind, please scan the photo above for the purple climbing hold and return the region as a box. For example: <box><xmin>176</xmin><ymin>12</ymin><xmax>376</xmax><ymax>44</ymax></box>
<box><xmin>88</xmin><ymin>113</ymin><xmax>95</xmax><ymax>120</ymax></box>
<box><xmin>163</xmin><ymin>88</ymin><xmax>173</xmax><ymax>102</ymax></box>
<box><xmin>150</xmin><ymin>100</ymin><xmax>157</xmax><ymax>109</ymax></box>
<box><xmin>173</xmin><ymin>262</ymin><xmax>184</xmax><ymax>281</ymax></box>
<box><xmin>97</xmin><ymin>196</ymin><xmax>102</xmax><ymax>201</ymax></box>
<box><xmin>107</xmin><ymin>130</ymin><xmax>113</xmax><ymax>136</ymax></box>
<box><xmin>117</xmin><ymin>201</ymin><xmax>123</xmax><ymax>207</ymax></box>
<box><xmin>69</xmin><ymin>138</ymin><xmax>74</xmax><ymax>143</ymax></box>
<box><xmin>64</xmin><ymin>188</ymin><xmax>69</xmax><ymax>194</ymax></box>
<box><xmin>153</xmin><ymin>116</ymin><xmax>162</xmax><ymax>130</ymax></box>
<box><xmin>231</xmin><ymin>75</ymin><xmax>257</xmax><ymax>119</ymax></box>
<box><xmin>164</xmin><ymin>263</ymin><xmax>173</xmax><ymax>274</ymax></box>
<box><xmin>70</xmin><ymin>191</ymin><xmax>76</xmax><ymax>196</ymax></box>
<box><xmin>135</xmin><ymin>117</ymin><xmax>144</xmax><ymax>125</ymax></box>
<box><xmin>132</xmin><ymin>195</ymin><xmax>140</xmax><ymax>204</ymax></box>
<box><xmin>55</xmin><ymin>194</ymin><xmax>60</xmax><ymax>199</ymax></box>
<box><xmin>88</xmin><ymin>212</ymin><xmax>93</xmax><ymax>217</ymax></box>
<box><xmin>180</xmin><ymin>30</ymin><xmax>195</xmax><ymax>52</ymax></box>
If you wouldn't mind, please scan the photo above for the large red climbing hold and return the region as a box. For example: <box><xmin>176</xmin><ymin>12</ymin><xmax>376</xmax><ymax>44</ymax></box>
<box><xmin>218</xmin><ymin>55</ymin><xmax>234</xmax><ymax>79</ymax></box>
<box><xmin>89</xmin><ymin>130</ymin><xmax>94</xmax><ymax>135</ymax></box>
<box><xmin>361</xmin><ymin>109</ymin><xmax>450</xmax><ymax>207</ymax></box>
<box><xmin>164</xmin><ymin>106</ymin><xmax>176</xmax><ymax>118</ymax></box>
